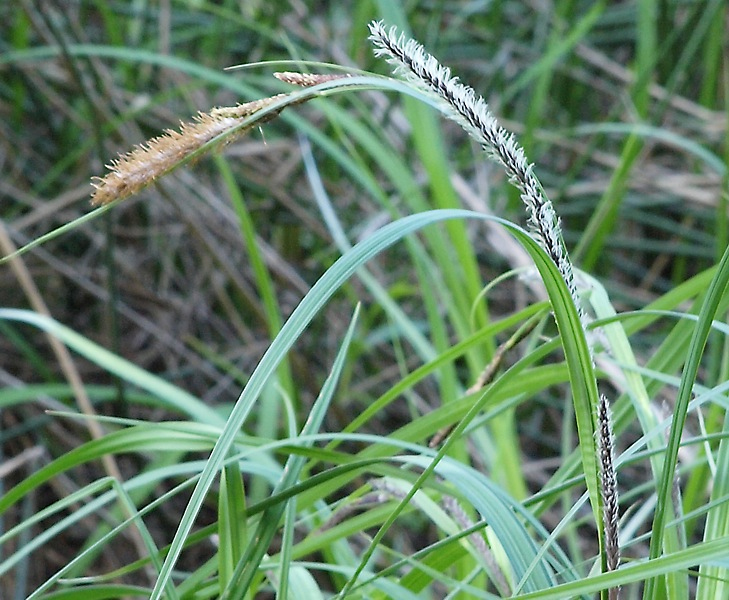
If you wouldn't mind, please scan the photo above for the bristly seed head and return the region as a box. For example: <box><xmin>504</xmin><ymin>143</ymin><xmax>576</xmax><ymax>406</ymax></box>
<box><xmin>90</xmin><ymin>91</ymin><xmax>308</xmax><ymax>206</ymax></box>
<box><xmin>90</xmin><ymin>111</ymin><xmax>245</xmax><ymax>206</ymax></box>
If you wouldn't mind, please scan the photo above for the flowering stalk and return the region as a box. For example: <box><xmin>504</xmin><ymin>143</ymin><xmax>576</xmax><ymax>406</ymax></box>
<box><xmin>441</xmin><ymin>496</ymin><xmax>511</xmax><ymax>596</ymax></box>
<box><xmin>368</xmin><ymin>20</ymin><xmax>621</xmax><ymax>582</ymax></box>
<box><xmin>367</xmin><ymin>21</ymin><xmax>582</xmax><ymax>321</ymax></box>
<box><xmin>91</xmin><ymin>97</ymin><xmax>280</xmax><ymax>205</ymax></box>
<box><xmin>598</xmin><ymin>393</ymin><xmax>621</xmax><ymax>583</ymax></box>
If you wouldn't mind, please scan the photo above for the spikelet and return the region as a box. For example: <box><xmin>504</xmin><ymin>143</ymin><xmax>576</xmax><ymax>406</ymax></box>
<box><xmin>208</xmin><ymin>94</ymin><xmax>289</xmax><ymax>120</ymax></box>
<box><xmin>273</xmin><ymin>72</ymin><xmax>351</xmax><ymax>87</ymax></box>
<box><xmin>597</xmin><ymin>393</ymin><xmax>621</xmax><ymax>576</ymax></box>
<box><xmin>91</xmin><ymin>72</ymin><xmax>354</xmax><ymax>206</ymax></box>
<box><xmin>91</xmin><ymin>95</ymin><xmax>290</xmax><ymax>206</ymax></box>
<box><xmin>441</xmin><ymin>496</ymin><xmax>511</xmax><ymax>596</ymax></box>
<box><xmin>92</xmin><ymin>112</ymin><xmax>233</xmax><ymax>206</ymax></box>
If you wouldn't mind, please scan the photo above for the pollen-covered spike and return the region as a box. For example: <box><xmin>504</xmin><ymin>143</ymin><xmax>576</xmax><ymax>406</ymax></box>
<box><xmin>91</xmin><ymin>90</ymin><xmax>314</xmax><ymax>206</ymax></box>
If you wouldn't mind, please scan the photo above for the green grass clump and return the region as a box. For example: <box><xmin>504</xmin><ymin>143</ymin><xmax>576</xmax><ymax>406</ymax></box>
<box><xmin>1</xmin><ymin>2</ymin><xmax>728</xmax><ymax>599</ymax></box>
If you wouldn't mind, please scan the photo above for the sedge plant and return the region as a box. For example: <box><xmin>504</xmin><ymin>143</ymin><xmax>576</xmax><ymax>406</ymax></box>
<box><xmin>2</xmin><ymin>11</ymin><xmax>729</xmax><ymax>600</ymax></box>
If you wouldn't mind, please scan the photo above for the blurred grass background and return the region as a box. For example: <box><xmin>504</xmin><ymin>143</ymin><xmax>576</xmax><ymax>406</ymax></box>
<box><xmin>1</xmin><ymin>0</ymin><xmax>728</xmax><ymax>598</ymax></box>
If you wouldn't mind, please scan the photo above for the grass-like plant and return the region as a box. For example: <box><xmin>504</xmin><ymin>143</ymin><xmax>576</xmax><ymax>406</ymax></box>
<box><xmin>2</xmin><ymin>4</ymin><xmax>729</xmax><ymax>600</ymax></box>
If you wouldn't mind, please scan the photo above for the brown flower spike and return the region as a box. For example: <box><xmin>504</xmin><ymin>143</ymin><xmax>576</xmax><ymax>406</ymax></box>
<box><xmin>91</xmin><ymin>73</ymin><xmax>349</xmax><ymax>206</ymax></box>
<box><xmin>91</xmin><ymin>110</ymin><xmax>255</xmax><ymax>206</ymax></box>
